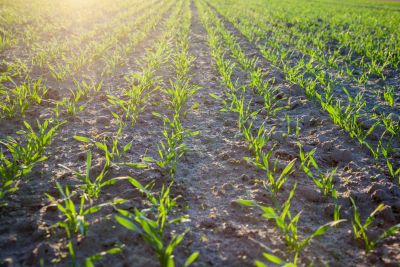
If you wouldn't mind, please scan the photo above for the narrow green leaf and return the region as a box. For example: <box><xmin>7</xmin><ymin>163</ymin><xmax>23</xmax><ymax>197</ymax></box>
<box><xmin>184</xmin><ymin>251</ymin><xmax>200</xmax><ymax>267</ymax></box>
<box><xmin>255</xmin><ymin>260</ymin><xmax>267</xmax><ymax>267</ymax></box>
<box><xmin>74</xmin><ymin>136</ymin><xmax>91</xmax><ymax>142</ymax></box>
<box><xmin>124</xmin><ymin>162</ymin><xmax>147</xmax><ymax>169</ymax></box>
<box><xmin>262</xmin><ymin>252</ymin><xmax>284</xmax><ymax>264</ymax></box>
<box><xmin>236</xmin><ymin>199</ymin><xmax>256</xmax><ymax>206</ymax></box>
<box><xmin>115</xmin><ymin>215</ymin><xmax>137</xmax><ymax>231</ymax></box>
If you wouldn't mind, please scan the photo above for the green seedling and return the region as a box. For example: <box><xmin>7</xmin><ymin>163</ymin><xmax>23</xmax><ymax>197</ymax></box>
<box><xmin>255</xmin><ymin>252</ymin><xmax>297</xmax><ymax>267</ymax></box>
<box><xmin>383</xmin><ymin>85</ymin><xmax>395</xmax><ymax>107</ymax></box>
<box><xmin>151</xmin><ymin>114</ymin><xmax>199</xmax><ymax>179</ymax></box>
<box><xmin>228</xmin><ymin>94</ymin><xmax>259</xmax><ymax>130</ymax></box>
<box><xmin>172</xmin><ymin>49</ymin><xmax>196</xmax><ymax>81</ymax></box>
<box><xmin>74</xmin><ymin>123</ymin><xmax>133</xmax><ymax>168</ymax></box>
<box><xmin>0</xmin><ymin>119</ymin><xmax>61</xmax><ymax>203</ymax></box>
<box><xmin>108</xmin><ymin>70</ymin><xmax>158</xmax><ymax>126</ymax></box>
<box><xmin>238</xmin><ymin>184</ymin><xmax>345</xmax><ymax>257</ymax></box>
<box><xmin>263</xmin><ymin>86</ymin><xmax>287</xmax><ymax>117</ymax></box>
<box><xmin>247</xmin><ymin>149</ymin><xmax>296</xmax><ymax>195</ymax></box>
<box><xmin>286</xmin><ymin>115</ymin><xmax>291</xmax><ymax>134</ymax></box>
<box><xmin>350</xmin><ymin>198</ymin><xmax>400</xmax><ymax>252</ymax></box>
<box><xmin>48</xmin><ymin>63</ymin><xmax>69</xmax><ymax>81</ymax></box>
<box><xmin>115</xmin><ymin>177</ymin><xmax>199</xmax><ymax>267</ymax></box>
<box><xmin>265</xmin><ymin>158</ymin><xmax>296</xmax><ymax>195</ymax></box>
<box><xmin>1</xmin><ymin>119</ymin><xmax>61</xmax><ymax>171</ymax></box>
<box><xmin>164</xmin><ymin>79</ymin><xmax>199</xmax><ymax>117</ymax></box>
<box><xmin>386</xmin><ymin>159</ymin><xmax>400</xmax><ymax>184</ymax></box>
<box><xmin>0</xmin><ymin>79</ymin><xmax>46</xmax><ymax>118</ymax></box>
<box><xmin>47</xmin><ymin>183</ymin><xmax>125</xmax><ymax>266</ymax></box>
<box><xmin>297</xmin><ymin>142</ymin><xmax>337</xmax><ymax>196</ymax></box>
<box><xmin>47</xmin><ymin>183</ymin><xmax>102</xmax><ymax>237</ymax></box>
<box><xmin>242</xmin><ymin>123</ymin><xmax>273</xmax><ymax>161</ymax></box>
<box><xmin>57</xmin><ymin>89</ymin><xmax>86</xmax><ymax>117</ymax></box>
<box><xmin>84</xmin><ymin>246</ymin><xmax>124</xmax><ymax>267</ymax></box>
<box><xmin>295</xmin><ymin>118</ymin><xmax>301</xmax><ymax>136</ymax></box>
<box><xmin>0</xmin><ymin>150</ymin><xmax>19</xmax><ymax>205</ymax></box>
<box><xmin>59</xmin><ymin>151</ymin><xmax>117</xmax><ymax>199</ymax></box>
<box><xmin>378</xmin><ymin>113</ymin><xmax>400</xmax><ymax>138</ymax></box>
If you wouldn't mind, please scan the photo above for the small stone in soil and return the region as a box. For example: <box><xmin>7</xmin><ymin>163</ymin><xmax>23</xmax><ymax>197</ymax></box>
<box><xmin>391</xmin><ymin>200</ymin><xmax>400</xmax><ymax>213</ymax></box>
<box><xmin>222</xmin><ymin>183</ymin><xmax>235</xmax><ymax>191</ymax></box>
<box><xmin>329</xmin><ymin>148</ymin><xmax>353</xmax><ymax>163</ymax></box>
<box><xmin>199</xmin><ymin>218</ymin><xmax>217</xmax><ymax>229</ymax></box>
<box><xmin>289</xmin><ymin>99</ymin><xmax>302</xmax><ymax>110</ymax></box>
<box><xmin>371</xmin><ymin>189</ymin><xmax>390</xmax><ymax>202</ymax></box>
<box><xmin>240</xmin><ymin>174</ymin><xmax>251</xmax><ymax>182</ymax></box>
<box><xmin>377</xmin><ymin>205</ymin><xmax>396</xmax><ymax>223</ymax></box>
<box><xmin>298</xmin><ymin>187</ymin><xmax>325</xmax><ymax>202</ymax></box>
<box><xmin>323</xmin><ymin>203</ymin><xmax>335</xmax><ymax>219</ymax></box>
<box><xmin>1</xmin><ymin>258</ymin><xmax>13</xmax><ymax>266</ymax></box>
<box><xmin>96</xmin><ymin>116</ymin><xmax>109</xmax><ymax>124</ymax></box>
<box><xmin>389</xmin><ymin>184</ymin><xmax>400</xmax><ymax>197</ymax></box>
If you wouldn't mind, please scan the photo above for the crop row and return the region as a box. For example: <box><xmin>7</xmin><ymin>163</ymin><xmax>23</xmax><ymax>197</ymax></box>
<box><xmin>205</xmin><ymin>0</ymin><xmax>400</xmax><ymax>185</ymax></box>
<box><xmin>196</xmin><ymin>0</ymin><xmax>400</xmax><ymax>265</ymax></box>
<box><xmin>1</xmin><ymin>0</ymin><xmax>202</xmax><ymax>265</ymax></box>
<box><xmin>0</xmin><ymin>0</ymin><xmax>173</xmax><ymax>121</ymax></box>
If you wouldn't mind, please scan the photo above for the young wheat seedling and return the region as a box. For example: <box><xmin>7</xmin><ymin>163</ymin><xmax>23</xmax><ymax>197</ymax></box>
<box><xmin>350</xmin><ymin>198</ymin><xmax>400</xmax><ymax>252</ymax></box>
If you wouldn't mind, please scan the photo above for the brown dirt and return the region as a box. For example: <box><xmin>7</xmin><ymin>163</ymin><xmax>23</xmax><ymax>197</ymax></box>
<box><xmin>0</xmin><ymin>0</ymin><xmax>399</xmax><ymax>267</ymax></box>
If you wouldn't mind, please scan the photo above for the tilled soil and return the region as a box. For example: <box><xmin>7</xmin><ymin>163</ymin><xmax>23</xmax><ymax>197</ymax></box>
<box><xmin>0</xmin><ymin>1</ymin><xmax>399</xmax><ymax>267</ymax></box>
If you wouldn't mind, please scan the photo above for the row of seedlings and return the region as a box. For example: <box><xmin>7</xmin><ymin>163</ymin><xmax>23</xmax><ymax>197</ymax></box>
<box><xmin>16</xmin><ymin>1</ymin><xmax>186</xmax><ymax>265</ymax></box>
<box><xmin>196</xmin><ymin>0</ymin><xmax>400</xmax><ymax>265</ymax></box>
<box><xmin>206</xmin><ymin>0</ymin><xmax>400</xmax><ymax>184</ymax></box>
<box><xmin>114</xmin><ymin>0</ymin><xmax>200</xmax><ymax>266</ymax></box>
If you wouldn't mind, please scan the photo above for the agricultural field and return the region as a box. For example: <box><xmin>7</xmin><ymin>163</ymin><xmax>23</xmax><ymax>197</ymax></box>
<box><xmin>0</xmin><ymin>0</ymin><xmax>400</xmax><ymax>266</ymax></box>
